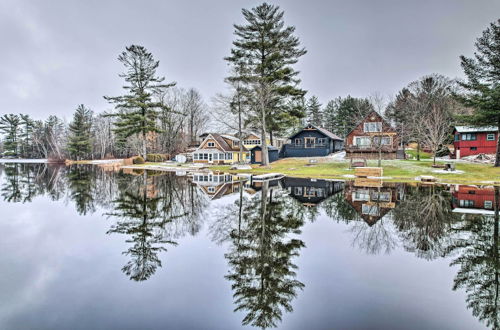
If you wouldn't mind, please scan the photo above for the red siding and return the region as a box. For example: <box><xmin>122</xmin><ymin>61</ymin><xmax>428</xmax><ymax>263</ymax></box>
<box><xmin>453</xmin><ymin>131</ymin><xmax>498</xmax><ymax>158</ymax></box>
<box><xmin>451</xmin><ymin>185</ymin><xmax>495</xmax><ymax>210</ymax></box>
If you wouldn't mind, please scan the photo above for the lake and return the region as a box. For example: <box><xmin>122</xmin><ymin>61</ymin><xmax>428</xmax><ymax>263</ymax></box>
<box><xmin>0</xmin><ymin>163</ymin><xmax>498</xmax><ymax>330</ymax></box>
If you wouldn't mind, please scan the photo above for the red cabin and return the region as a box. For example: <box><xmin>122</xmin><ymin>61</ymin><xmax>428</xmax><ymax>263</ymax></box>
<box><xmin>451</xmin><ymin>185</ymin><xmax>495</xmax><ymax>215</ymax></box>
<box><xmin>452</xmin><ymin>126</ymin><xmax>498</xmax><ymax>159</ymax></box>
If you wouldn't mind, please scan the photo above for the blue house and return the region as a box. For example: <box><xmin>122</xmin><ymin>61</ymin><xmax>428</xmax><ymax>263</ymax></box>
<box><xmin>280</xmin><ymin>124</ymin><xmax>344</xmax><ymax>158</ymax></box>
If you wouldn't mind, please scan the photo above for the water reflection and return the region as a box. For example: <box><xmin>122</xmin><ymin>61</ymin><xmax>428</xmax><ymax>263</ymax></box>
<box><xmin>0</xmin><ymin>163</ymin><xmax>498</xmax><ymax>329</ymax></box>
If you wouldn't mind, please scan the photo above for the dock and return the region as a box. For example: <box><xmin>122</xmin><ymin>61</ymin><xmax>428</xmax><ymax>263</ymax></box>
<box><xmin>251</xmin><ymin>173</ymin><xmax>284</xmax><ymax>181</ymax></box>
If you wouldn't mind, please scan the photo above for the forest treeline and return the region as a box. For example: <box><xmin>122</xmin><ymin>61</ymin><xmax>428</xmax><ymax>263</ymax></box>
<box><xmin>0</xmin><ymin>3</ymin><xmax>498</xmax><ymax>165</ymax></box>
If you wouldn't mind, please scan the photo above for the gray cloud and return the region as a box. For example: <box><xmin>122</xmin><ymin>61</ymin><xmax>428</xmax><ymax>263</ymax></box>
<box><xmin>0</xmin><ymin>0</ymin><xmax>498</xmax><ymax>119</ymax></box>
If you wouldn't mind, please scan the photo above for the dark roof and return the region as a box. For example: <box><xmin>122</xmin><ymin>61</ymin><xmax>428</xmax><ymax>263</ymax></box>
<box><xmin>289</xmin><ymin>124</ymin><xmax>343</xmax><ymax>140</ymax></box>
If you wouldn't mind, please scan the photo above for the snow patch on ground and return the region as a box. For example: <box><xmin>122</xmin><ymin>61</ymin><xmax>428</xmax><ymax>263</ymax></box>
<box><xmin>432</xmin><ymin>169</ymin><xmax>464</xmax><ymax>174</ymax></box>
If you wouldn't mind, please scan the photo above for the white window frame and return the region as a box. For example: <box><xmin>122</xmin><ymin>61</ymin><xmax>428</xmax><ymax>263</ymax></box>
<box><xmin>484</xmin><ymin>200</ymin><xmax>493</xmax><ymax>209</ymax></box>
<box><xmin>364</xmin><ymin>122</ymin><xmax>382</xmax><ymax>133</ymax></box>
<box><xmin>486</xmin><ymin>133</ymin><xmax>495</xmax><ymax>141</ymax></box>
<box><xmin>207</xmin><ymin>142</ymin><xmax>215</xmax><ymax>147</ymax></box>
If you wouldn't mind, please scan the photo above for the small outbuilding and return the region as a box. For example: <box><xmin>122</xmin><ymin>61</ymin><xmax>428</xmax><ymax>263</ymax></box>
<box><xmin>250</xmin><ymin>145</ymin><xmax>279</xmax><ymax>164</ymax></box>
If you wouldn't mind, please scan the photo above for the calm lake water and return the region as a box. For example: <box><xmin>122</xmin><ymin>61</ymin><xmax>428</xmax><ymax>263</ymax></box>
<box><xmin>0</xmin><ymin>163</ymin><xmax>498</xmax><ymax>330</ymax></box>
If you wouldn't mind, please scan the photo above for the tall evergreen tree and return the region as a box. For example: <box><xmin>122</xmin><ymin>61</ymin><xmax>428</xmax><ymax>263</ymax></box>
<box><xmin>19</xmin><ymin>114</ymin><xmax>34</xmax><ymax>158</ymax></box>
<box><xmin>456</xmin><ymin>19</ymin><xmax>500</xmax><ymax>166</ymax></box>
<box><xmin>104</xmin><ymin>45</ymin><xmax>175</xmax><ymax>158</ymax></box>
<box><xmin>328</xmin><ymin>96</ymin><xmax>374</xmax><ymax>138</ymax></box>
<box><xmin>0</xmin><ymin>114</ymin><xmax>20</xmax><ymax>157</ymax></box>
<box><xmin>225</xmin><ymin>3</ymin><xmax>306</xmax><ymax>165</ymax></box>
<box><xmin>306</xmin><ymin>95</ymin><xmax>322</xmax><ymax>127</ymax></box>
<box><xmin>322</xmin><ymin>99</ymin><xmax>338</xmax><ymax>133</ymax></box>
<box><xmin>67</xmin><ymin>104</ymin><xmax>93</xmax><ymax>160</ymax></box>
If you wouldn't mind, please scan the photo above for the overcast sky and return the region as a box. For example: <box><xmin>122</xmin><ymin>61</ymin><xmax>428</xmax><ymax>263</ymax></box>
<box><xmin>1</xmin><ymin>0</ymin><xmax>499</xmax><ymax>119</ymax></box>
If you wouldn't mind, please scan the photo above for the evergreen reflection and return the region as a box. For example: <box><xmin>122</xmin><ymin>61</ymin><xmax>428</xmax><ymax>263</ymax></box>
<box><xmin>446</xmin><ymin>186</ymin><xmax>499</xmax><ymax>329</ymax></box>
<box><xmin>106</xmin><ymin>170</ymin><xmax>208</xmax><ymax>281</ymax></box>
<box><xmin>67</xmin><ymin>165</ymin><xmax>95</xmax><ymax>215</ymax></box>
<box><xmin>222</xmin><ymin>181</ymin><xmax>306</xmax><ymax>329</ymax></box>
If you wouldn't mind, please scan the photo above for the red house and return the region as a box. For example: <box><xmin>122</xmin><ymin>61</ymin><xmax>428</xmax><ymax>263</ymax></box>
<box><xmin>452</xmin><ymin>126</ymin><xmax>498</xmax><ymax>159</ymax></box>
<box><xmin>451</xmin><ymin>185</ymin><xmax>495</xmax><ymax>215</ymax></box>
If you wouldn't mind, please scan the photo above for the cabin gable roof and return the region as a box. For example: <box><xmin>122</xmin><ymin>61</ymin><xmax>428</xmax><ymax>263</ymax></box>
<box><xmin>289</xmin><ymin>124</ymin><xmax>343</xmax><ymax>141</ymax></box>
<box><xmin>346</xmin><ymin>111</ymin><xmax>396</xmax><ymax>137</ymax></box>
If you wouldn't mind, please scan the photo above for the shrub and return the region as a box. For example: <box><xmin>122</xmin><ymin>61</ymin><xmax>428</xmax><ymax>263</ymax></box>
<box><xmin>146</xmin><ymin>154</ymin><xmax>166</xmax><ymax>162</ymax></box>
<box><xmin>133</xmin><ymin>156</ymin><xmax>145</xmax><ymax>164</ymax></box>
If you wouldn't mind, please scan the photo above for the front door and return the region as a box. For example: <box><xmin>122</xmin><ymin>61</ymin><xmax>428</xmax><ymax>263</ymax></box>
<box><xmin>208</xmin><ymin>154</ymin><xmax>213</xmax><ymax>163</ymax></box>
<box><xmin>305</xmin><ymin>137</ymin><xmax>316</xmax><ymax>148</ymax></box>
<box><xmin>255</xmin><ymin>150</ymin><xmax>262</xmax><ymax>163</ymax></box>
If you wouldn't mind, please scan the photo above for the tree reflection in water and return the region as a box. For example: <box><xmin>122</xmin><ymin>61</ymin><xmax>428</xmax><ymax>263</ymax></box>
<box><xmin>446</xmin><ymin>186</ymin><xmax>499</xmax><ymax>329</ymax></box>
<box><xmin>0</xmin><ymin>165</ymin><xmax>498</xmax><ymax>328</ymax></box>
<box><xmin>393</xmin><ymin>185</ymin><xmax>460</xmax><ymax>260</ymax></box>
<box><xmin>222</xmin><ymin>181</ymin><xmax>306</xmax><ymax>329</ymax></box>
<box><xmin>106</xmin><ymin>170</ymin><xmax>208</xmax><ymax>281</ymax></box>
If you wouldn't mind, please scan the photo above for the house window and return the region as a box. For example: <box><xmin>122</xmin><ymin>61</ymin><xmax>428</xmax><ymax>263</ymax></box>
<box><xmin>194</xmin><ymin>153</ymin><xmax>199</xmax><ymax>160</ymax></box>
<box><xmin>226</xmin><ymin>153</ymin><xmax>233</xmax><ymax>160</ymax></box>
<box><xmin>233</xmin><ymin>141</ymin><xmax>239</xmax><ymax>147</ymax></box>
<box><xmin>373</xmin><ymin>136</ymin><xmax>391</xmax><ymax>145</ymax></box>
<box><xmin>362</xmin><ymin>204</ymin><xmax>379</xmax><ymax>216</ymax></box>
<box><xmin>353</xmin><ymin>190</ymin><xmax>370</xmax><ymax>201</ymax></box>
<box><xmin>461</xmin><ymin>133</ymin><xmax>476</xmax><ymax>141</ymax></box>
<box><xmin>203</xmin><ymin>154</ymin><xmax>208</xmax><ymax>160</ymax></box>
<box><xmin>454</xmin><ymin>134</ymin><xmax>459</xmax><ymax>141</ymax></box>
<box><xmin>459</xmin><ymin>200</ymin><xmax>474</xmax><ymax>207</ymax></box>
<box><xmin>484</xmin><ymin>201</ymin><xmax>493</xmax><ymax>209</ymax></box>
<box><xmin>207</xmin><ymin>187</ymin><xmax>215</xmax><ymax>193</ymax></box>
<box><xmin>470</xmin><ymin>147</ymin><xmax>477</xmax><ymax>151</ymax></box>
<box><xmin>486</xmin><ymin>133</ymin><xmax>495</xmax><ymax>141</ymax></box>
<box><xmin>370</xmin><ymin>191</ymin><xmax>391</xmax><ymax>202</ymax></box>
<box><xmin>294</xmin><ymin>187</ymin><xmax>302</xmax><ymax>195</ymax></box>
<box><xmin>208</xmin><ymin>142</ymin><xmax>215</xmax><ymax>147</ymax></box>
<box><xmin>354</xmin><ymin>137</ymin><xmax>371</xmax><ymax>147</ymax></box>
<box><xmin>244</xmin><ymin>139</ymin><xmax>261</xmax><ymax>145</ymax></box>
<box><xmin>295</xmin><ymin>138</ymin><xmax>301</xmax><ymax>145</ymax></box>
<box><xmin>364</xmin><ymin>122</ymin><xmax>382</xmax><ymax>132</ymax></box>
<box><xmin>317</xmin><ymin>138</ymin><xmax>326</xmax><ymax>145</ymax></box>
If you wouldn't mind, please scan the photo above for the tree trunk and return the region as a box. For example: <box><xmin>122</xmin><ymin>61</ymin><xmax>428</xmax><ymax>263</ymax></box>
<box><xmin>142</xmin><ymin>131</ymin><xmax>147</xmax><ymax>160</ymax></box>
<box><xmin>270</xmin><ymin>131</ymin><xmax>274</xmax><ymax>147</ymax></box>
<box><xmin>416</xmin><ymin>140</ymin><xmax>421</xmax><ymax>161</ymax></box>
<box><xmin>260</xmin><ymin>97</ymin><xmax>269</xmax><ymax>166</ymax></box>
<box><xmin>495</xmin><ymin>118</ymin><xmax>500</xmax><ymax>167</ymax></box>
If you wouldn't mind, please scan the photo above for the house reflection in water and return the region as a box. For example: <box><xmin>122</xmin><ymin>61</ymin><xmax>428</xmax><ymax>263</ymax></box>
<box><xmin>190</xmin><ymin>172</ymin><xmax>245</xmax><ymax>200</ymax></box>
<box><xmin>451</xmin><ymin>185</ymin><xmax>496</xmax><ymax>215</ymax></box>
<box><xmin>280</xmin><ymin>177</ymin><xmax>344</xmax><ymax>207</ymax></box>
<box><xmin>345</xmin><ymin>179</ymin><xmax>404</xmax><ymax>226</ymax></box>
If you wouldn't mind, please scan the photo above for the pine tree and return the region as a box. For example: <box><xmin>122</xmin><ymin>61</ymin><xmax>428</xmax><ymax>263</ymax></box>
<box><xmin>67</xmin><ymin>104</ymin><xmax>93</xmax><ymax>160</ymax></box>
<box><xmin>104</xmin><ymin>45</ymin><xmax>175</xmax><ymax>159</ymax></box>
<box><xmin>457</xmin><ymin>19</ymin><xmax>500</xmax><ymax>166</ymax></box>
<box><xmin>19</xmin><ymin>114</ymin><xmax>34</xmax><ymax>158</ymax></box>
<box><xmin>225</xmin><ymin>3</ymin><xmax>307</xmax><ymax>165</ymax></box>
<box><xmin>328</xmin><ymin>96</ymin><xmax>374</xmax><ymax>138</ymax></box>
<box><xmin>322</xmin><ymin>99</ymin><xmax>338</xmax><ymax>133</ymax></box>
<box><xmin>306</xmin><ymin>95</ymin><xmax>322</xmax><ymax>126</ymax></box>
<box><xmin>0</xmin><ymin>114</ymin><xmax>20</xmax><ymax>157</ymax></box>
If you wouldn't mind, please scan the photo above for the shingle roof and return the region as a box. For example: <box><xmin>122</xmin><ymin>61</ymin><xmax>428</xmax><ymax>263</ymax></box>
<box><xmin>289</xmin><ymin>124</ymin><xmax>343</xmax><ymax>141</ymax></box>
<box><xmin>454</xmin><ymin>126</ymin><xmax>498</xmax><ymax>133</ymax></box>
<box><xmin>210</xmin><ymin>133</ymin><xmax>248</xmax><ymax>152</ymax></box>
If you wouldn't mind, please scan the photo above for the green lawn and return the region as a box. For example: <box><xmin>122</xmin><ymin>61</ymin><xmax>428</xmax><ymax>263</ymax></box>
<box><xmin>210</xmin><ymin>158</ymin><xmax>500</xmax><ymax>185</ymax></box>
<box><xmin>404</xmin><ymin>149</ymin><xmax>432</xmax><ymax>160</ymax></box>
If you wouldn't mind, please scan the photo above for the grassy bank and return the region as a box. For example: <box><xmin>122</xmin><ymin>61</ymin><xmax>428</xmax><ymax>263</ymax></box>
<box><xmin>211</xmin><ymin>158</ymin><xmax>500</xmax><ymax>185</ymax></box>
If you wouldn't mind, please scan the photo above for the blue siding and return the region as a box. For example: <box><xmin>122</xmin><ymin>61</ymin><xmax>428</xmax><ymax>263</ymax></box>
<box><xmin>283</xmin><ymin>129</ymin><xmax>342</xmax><ymax>158</ymax></box>
<box><xmin>250</xmin><ymin>146</ymin><xmax>279</xmax><ymax>164</ymax></box>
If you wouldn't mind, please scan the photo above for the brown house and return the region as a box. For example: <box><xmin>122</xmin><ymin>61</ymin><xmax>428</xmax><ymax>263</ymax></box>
<box><xmin>192</xmin><ymin>133</ymin><xmax>249</xmax><ymax>164</ymax></box>
<box><xmin>345</xmin><ymin>111</ymin><xmax>401</xmax><ymax>159</ymax></box>
<box><xmin>344</xmin><ymin>180</ymin><xmax>402</xmax><ymax>226</ymax></box>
